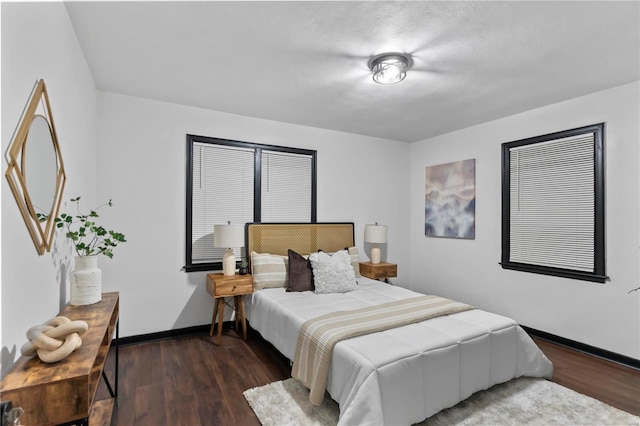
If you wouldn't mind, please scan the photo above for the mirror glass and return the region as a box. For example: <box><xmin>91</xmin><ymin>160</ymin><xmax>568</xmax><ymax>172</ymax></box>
<box><xmin>23</xmin><ymin>115</ymin><xmax>57</xmax><ymax>221</ymax></box>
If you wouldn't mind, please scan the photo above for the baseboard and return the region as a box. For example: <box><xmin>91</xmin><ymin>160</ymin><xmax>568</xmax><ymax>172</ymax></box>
<box><xmin>115</xmin><ymin>324</ymin><xmax>211</xmax><ymax>346</ymax></box>
<box><xmin>522</xmin><ymin>325</ymin><xmax>640</xmax><ymax>370</ymax></box>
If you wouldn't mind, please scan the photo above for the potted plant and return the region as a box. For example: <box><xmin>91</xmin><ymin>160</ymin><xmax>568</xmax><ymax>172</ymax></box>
<box><xmin>55</xmin><ymin>197</ymin><xmax>126</xmax><ymax>305</ymax></box>
<box><xmin>239</xmin><ymin>258</ymin><xmax>249</xmax><ymax>275</ymax></box>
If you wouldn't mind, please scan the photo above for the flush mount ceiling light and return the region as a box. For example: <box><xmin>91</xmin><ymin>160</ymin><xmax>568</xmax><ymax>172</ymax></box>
<box><xmin>368</xmin><ymin>53</ymin><xmax>413</xmax><ymax>84</ymax></box>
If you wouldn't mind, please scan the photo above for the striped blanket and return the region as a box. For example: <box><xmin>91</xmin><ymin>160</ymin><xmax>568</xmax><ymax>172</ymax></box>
<box><xmin>291</xmin><ymin>295</ymin><xmax>474</xmax><ymax>405</ymax></box>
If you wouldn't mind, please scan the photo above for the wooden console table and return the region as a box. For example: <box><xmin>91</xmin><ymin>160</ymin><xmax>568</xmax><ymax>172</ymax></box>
<box><xmin>0</xmin><ymin>292</ymin><xmax>119</xmax><ymax>425</ymax></box>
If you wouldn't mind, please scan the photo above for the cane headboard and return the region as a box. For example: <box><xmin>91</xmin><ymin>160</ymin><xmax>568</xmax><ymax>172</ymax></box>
<box><xmin>245</xmin><ymin>222</ymin><xmax>354</xmax><ymax>261</ymax></box>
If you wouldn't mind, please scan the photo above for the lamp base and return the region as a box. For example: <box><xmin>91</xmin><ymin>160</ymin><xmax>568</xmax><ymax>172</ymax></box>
<box><xmin>371</xmin><ymin>246</ymin><xmax>381</xmax><ymax>264</ymax></box>
<box><xmin>222</xmin><ymin>248</ymin><xmax>236</xmax><ymax>276</ymax></box>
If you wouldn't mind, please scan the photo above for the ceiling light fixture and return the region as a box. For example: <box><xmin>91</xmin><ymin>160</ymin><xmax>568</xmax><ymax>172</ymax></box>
<box><xmin>368</xmin><ymin>53</ymin><xmax>413</xmax><ymax>84</ymax></box>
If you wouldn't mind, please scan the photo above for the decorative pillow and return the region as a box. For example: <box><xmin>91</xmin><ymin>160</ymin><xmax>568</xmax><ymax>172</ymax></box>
<box><xmin>309</xmin><ymin>250</ymin><xmax>358</xmax><ymax>294</ymax></box>
<box><xmin>287</xmin><ymin>249</ymin><xmax>314</xmax><ymax>292</ymax></box>
<box><xmin>250</xmin><ymin>251</ymin><xmax>288</xmax><ymax>290</ymax></box>
<box><xmin>347</xmin><ymin>246</ymin><xmax>361</xmax><ymax>277</ymax></box>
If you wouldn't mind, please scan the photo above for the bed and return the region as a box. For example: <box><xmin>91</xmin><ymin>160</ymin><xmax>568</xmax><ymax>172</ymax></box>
<box><xmin>244</xmin><ymin>223</ymin><xmax>553</xmax><ymax>426</ymax></box>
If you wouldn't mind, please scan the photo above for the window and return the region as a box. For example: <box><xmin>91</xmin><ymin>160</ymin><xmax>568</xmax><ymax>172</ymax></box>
<box><xmin>185</xmin><ymin>135</ymin><xmax>316</xmax><ymax>272</ymax></box>
<box><xmin>501</xmin><ymin>123</ymin><xmax>606</xmax><ymax>283</ymax></box>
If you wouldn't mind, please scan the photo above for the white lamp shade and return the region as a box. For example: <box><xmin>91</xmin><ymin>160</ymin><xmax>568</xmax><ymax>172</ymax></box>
<box><xmin>213</xmin><ymin>224</ymin><xmax>244</xmax><ymax>248</ymax></box>
<box><xmin>364</xmin><ymin>224</ymin><xmax>387</xmax><ymax>244</ymax></box>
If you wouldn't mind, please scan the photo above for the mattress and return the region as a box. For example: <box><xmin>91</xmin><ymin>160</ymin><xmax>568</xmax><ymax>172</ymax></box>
<box><xmin>245</xmin><ymin>278</ymin><xmax>553</xmax><ymax>425</ymax></box>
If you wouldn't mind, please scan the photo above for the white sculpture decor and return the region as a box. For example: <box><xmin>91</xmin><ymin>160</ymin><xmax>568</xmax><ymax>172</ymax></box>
<box><xmin>20</xmin><ymin>316</ymin><xmax>89</xmax><ymax>363</ymax></box>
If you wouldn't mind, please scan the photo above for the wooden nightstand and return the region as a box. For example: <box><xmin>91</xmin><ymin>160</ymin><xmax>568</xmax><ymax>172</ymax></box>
<box><xmin>206</xmin><ymin>273</ymin><xmax>253</xmax><ymax>345</ymax></box>
<box><xmin>359</xmin><ymin>262</ymin><xmax>397</xmax><ymax>282</ymax></box>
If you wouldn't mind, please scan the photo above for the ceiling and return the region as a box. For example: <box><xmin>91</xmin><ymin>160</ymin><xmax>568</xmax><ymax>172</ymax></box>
<box><xmin>65</xmin><ymin>1</ymin><xmax>640</xmax><ymax>143</ymax></box>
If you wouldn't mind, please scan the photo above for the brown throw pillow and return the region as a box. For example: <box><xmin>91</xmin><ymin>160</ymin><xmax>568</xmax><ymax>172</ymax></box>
<box><xmin>287</xmin><ymin>249</ymin><xmax>314</xmax><ymax>292</ymax></box>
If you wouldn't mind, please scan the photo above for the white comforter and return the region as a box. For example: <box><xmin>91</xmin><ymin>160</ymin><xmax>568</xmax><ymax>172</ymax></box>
<box><xmin>245</xmin><ymin>278</ymin><xmax>553</xmax><ymax>426</ymax></box>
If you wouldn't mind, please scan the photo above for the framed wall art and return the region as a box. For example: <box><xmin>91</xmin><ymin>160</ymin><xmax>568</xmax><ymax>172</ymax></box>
<box><xmin>425</xmin><ymin>159</ymin><xmax>475</xmax><ymax>239</ymax></box>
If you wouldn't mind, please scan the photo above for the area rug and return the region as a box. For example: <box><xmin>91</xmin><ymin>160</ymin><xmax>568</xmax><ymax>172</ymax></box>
<box><xmin>243</xmin><ymin>377</ymin><xmax>639</xmax><ymax>426</ymax></box>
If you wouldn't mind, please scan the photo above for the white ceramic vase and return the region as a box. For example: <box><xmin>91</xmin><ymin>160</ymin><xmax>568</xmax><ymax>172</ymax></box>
<box><xmin>70</xmin><ymin>255</ymin><xmax>102</xmax><ymax>305</ymax></box>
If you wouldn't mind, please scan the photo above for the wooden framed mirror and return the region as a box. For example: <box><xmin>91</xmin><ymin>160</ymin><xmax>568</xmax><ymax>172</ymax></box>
<box><xmin>5</xmin><ymin>79</ymin><xmax>66</xmax><ymax>255</ymax></box>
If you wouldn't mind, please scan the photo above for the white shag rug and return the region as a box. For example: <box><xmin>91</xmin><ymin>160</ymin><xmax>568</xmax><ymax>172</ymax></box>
<box><xmin>243</xmin><ymin>377</ymin><xmax>639</xmax><ymax>426</ymax></box>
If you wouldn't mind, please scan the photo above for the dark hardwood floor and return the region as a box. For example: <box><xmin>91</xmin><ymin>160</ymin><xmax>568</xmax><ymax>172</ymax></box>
<box><xmin>532</xmin><ymin>337</ymin><xmax>640</xmax><ymax>417</ymax></box>
<box><xmin>98</xmin><ymin>327</ymin><xmax>640</xmax><ymax>425</ymax></box>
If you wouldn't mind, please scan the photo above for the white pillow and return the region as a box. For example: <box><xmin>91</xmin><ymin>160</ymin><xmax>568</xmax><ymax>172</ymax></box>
<box><xmin>347</xmin><ymin>246</ymin><xmax>361</xmax><ymax>277</ymax></box>
<box><xmin>251</xmin><ymin>251</ymin><xmax>288</xmax><ymax>290</ymax></box>
<box><xmin>309</xmin><ymin>250</ymin><xmax>358</xmax><ymax>294</ymax></box>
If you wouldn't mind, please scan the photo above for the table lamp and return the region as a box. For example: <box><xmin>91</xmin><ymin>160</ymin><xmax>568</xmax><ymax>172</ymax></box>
<box><xmin>364</xmin><ymin>223</ymin><xmax>387</xmax><ymax>264</ymax></box>
<box><xmin>214</xmin><ymin>221</ymin><xmax>244</xmax><ymax>276</ymax></box>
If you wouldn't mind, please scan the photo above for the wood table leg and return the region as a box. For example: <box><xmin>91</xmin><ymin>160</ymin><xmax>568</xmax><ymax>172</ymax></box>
<box><xmin>210</xmin><ymin>297</ymin><xmax>219</xmax><ymax>337</ymax></box>
<box><xmin>216</xmin><ymin>298</ymin><xmax>225</xmax><ymax>345</ymax></box>
<box><xmin>237</xmin><ymin>295</ymin><xmax>247</xmax><ymax>340</ymax></box>
<box><xmin>234</xmin><ymin>296</ymin><xmax>240</xmax><ymax>332</ymax></box>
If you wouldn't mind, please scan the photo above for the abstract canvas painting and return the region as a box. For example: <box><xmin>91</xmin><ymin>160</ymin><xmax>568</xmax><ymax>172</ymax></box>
<box><xmin>425</xmin><ymin>159</ymin><xmax>475</xmax><ymax>239</ymax></box>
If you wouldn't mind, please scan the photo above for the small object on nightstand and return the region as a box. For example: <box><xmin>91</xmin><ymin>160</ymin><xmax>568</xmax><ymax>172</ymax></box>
<box><xmin>206</xmin><ymin>273</ymin><xmax>253</xmax><ymax>345</ymax></box>
<box><xmin>238</xmin><ymin>259</ymin><xmax>249</xmax><ymax>275</ymax></box>
<box><xmin>364</xmin><ymin>223</ymin><xmax>387</xmax><ymax>264</ymax></box>
<box><xmin>213</xmin><ymin>222</ymin><xmax>244</xmax><ymax>276</ymax></box>
<box><xmin>359</xmin><ymin>262</ymin><xmax>397</xmax><ymax>283</ymax></box>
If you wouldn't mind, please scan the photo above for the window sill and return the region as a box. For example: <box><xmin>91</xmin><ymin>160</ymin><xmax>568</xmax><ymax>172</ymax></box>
<box><xmin>184</xmin><ymin>262</ymin><xmax>224</xmax><ymax>273</ymax></box>
<box><xmin>499</xmin><ymin>261</ymin><xmax>608</xmax><ymax>283</ymax></box>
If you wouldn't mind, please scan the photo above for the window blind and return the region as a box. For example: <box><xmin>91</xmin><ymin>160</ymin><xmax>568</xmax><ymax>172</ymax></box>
<box><xmin>509</xmin><ymin>133</ymin><xmax>595</xmax><ymax>271</ymax></box>
<box><xmin>260</xmin><ymin>150</ymin><xmax>312</xmax><ymax>222</ymax></box>
<box><xmin>185</xmin><ymin>134</ymin><xmax>317</xmax><ymax>272</ymax></box>
<box><xmin>192</xmin><ymin>143</ymin><xmax>254</xmax><ymax>262</ymax></box>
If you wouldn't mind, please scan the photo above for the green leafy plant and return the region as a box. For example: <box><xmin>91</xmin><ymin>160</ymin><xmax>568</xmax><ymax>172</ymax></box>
<box><xmin>239</xmin><ymin>258</ymin><xmax>249</xmax><ymax>275</ymax></box>
<box><xmin>54</xmin><ymin>196</ymin><xmax>127</xmax><ymax>258</ymax></box>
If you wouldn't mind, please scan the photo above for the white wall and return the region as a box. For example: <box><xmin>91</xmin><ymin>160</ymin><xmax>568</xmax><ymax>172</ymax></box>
<box><xmin>409</xmin><ymin>81</ymin><xmax>640</xmax><ymax>359</ymax></box>
<box><xmin>96</xmin><ymin>92</ymin><xmax>410</xmax><ymax>338</ymax></box>
<box><xmin>1</xmin><ymin>3</ymin><xmax>98</xmax><ymax>375</ymax></box>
